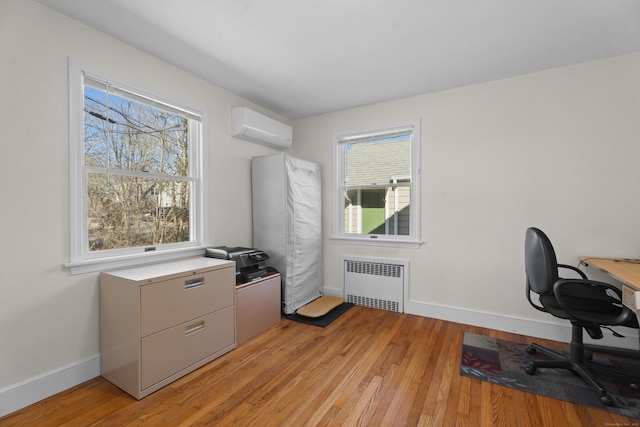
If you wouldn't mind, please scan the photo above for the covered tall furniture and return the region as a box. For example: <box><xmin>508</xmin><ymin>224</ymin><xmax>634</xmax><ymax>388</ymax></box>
<box><xmin>252</xmin><ymin>153</ymin><xmax>323</xmax><ymax>314</ymax></box>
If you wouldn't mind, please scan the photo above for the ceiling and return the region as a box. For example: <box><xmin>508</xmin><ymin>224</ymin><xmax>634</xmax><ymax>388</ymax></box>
<box><xmin>35</xmin><ymin>0</ymin><xmax>640</xmax><ymax>120</ymax></box>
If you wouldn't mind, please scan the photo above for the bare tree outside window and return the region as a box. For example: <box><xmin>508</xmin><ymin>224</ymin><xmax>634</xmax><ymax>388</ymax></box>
<box><xmin>83</xmin><ymin>83</ymin><xmax>193</xmax><ymax>252</ymax></box>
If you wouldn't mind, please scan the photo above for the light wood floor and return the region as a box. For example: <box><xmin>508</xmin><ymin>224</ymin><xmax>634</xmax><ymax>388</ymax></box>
<box><xmin>2</xmin><ymin>306</ymin><xmax>638</xmax><ymax>426</ymax></box>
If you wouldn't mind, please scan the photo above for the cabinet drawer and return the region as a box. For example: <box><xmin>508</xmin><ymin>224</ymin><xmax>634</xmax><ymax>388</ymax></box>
<box><xmin>141</xmin><ymin>267</ymin><xmax>234</xmax><ymax>336</ymax></box>
<box><xmin>141</xmin><ymin>305</ymin><xmax>235</xmax><ymax>390</ymax></box>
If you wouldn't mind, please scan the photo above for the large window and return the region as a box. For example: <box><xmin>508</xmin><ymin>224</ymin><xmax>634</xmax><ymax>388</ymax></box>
<box><xmin>334</xmin><ymin>122</ymin><xmax>421</xmax><ymax>247</ymax></box>
<box><xmin>67</xmin><ymin>59</ymin><xmax>206</xmax><ymax>272</ymax></box>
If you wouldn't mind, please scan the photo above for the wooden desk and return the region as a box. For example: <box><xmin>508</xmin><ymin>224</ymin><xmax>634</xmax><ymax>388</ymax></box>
<box><xmin>580</xmin><ymin>256</ymin><xmax>640</xmax><ymax>316</ymax></box>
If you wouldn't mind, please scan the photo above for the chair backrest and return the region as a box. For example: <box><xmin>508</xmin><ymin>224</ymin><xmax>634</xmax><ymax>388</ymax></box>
<box><xmin>525</xmin><ymin>227</ymin><xmax>559</xmax><ymax>295</ymax></box>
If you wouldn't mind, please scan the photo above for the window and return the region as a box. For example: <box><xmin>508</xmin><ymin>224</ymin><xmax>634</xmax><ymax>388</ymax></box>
<box><xmin>67</xmin><ymin>59</ymin><xmax>206</xmax><ymax>273</ymax></box>
<box><xmin>333</xmin><ymin>121</ymin><xmax>421</xmax><ymax>247</ymax></box>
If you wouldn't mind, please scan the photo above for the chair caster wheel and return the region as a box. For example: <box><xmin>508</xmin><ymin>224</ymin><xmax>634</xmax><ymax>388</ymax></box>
<box><xmin>524</xmin><ymin>363</ymin><xmax>537</xmax><ymax>375</ymax></box>
<box><xmin>525</xmin><ymin>346</ymin><xmax>537</xmax><ymax>355</ymax></box>
<box><xmin>631</xmin><ymin>383</ymin><xmax>640</xmax><ymax>392</ymax></box>
<box><xmin>600</xmin><ymin>394</ymin><xmax>614</xmax><ymax>407</ymax></box>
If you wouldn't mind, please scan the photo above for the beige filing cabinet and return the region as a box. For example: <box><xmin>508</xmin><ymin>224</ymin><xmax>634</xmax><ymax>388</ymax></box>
<box><xmin>100</xmin><ymin>257</ymin><xmax>235</xmax><ymax>399</ymax></box>
<box><xmin>236</xmin><ymin>272</ymin><xmax>281</xmax><ymax>344</ymax></box>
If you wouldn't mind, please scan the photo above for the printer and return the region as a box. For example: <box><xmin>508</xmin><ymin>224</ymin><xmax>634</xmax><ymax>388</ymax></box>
<box><xmin>205</xmin><ymin>246</ymin><xmax>270</xmax><ymax>283</ymax></box>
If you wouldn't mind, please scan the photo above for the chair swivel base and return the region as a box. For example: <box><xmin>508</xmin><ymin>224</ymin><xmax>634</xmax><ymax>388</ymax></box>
<box><xmin>584</xmin><ymin>343</ymin><xmax>640</xmax><ymax>392</ymax></box>
<box><xmin>524</xmin><ymin>343</ymin><xmax>615</xmax><ymax>407</ymax></box>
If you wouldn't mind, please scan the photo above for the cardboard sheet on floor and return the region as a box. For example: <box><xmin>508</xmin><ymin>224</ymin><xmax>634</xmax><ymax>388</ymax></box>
<box><xmin>296</xmin><ymin>296</ymin><xmax>344</xmax><ymax>318</ymax></box>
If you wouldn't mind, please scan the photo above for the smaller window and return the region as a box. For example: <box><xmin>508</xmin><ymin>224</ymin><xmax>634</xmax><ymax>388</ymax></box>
<box><xmin>333</xmin><ymin>122</ymin><xmax>421</xmax><ymax>247</ymax></box>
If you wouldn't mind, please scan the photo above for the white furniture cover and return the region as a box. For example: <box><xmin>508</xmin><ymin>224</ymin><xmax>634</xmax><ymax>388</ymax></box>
<box><xmin>252</xmin><ymin>153</ymin><xmax>323</xmax><ymax>314</ymax></box>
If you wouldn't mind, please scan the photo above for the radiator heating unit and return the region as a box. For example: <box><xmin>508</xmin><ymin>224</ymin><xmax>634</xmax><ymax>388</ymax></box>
<box><xmin>342</xmin><ymin>256</ymin><xmax>407</xmax><ymax>313</ymax></box>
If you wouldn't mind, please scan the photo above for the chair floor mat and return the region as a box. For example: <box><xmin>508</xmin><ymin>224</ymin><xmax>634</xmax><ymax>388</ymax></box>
<box><xmin>460</xmin><ymin>332</ymin><xmax>640</xmax><ymax>419</ymax></box>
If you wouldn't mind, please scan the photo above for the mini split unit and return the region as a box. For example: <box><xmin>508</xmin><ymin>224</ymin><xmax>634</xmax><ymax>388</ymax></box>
<box><xmin>231</xmin><ymin>107</ymin><xmax>293</xmax><ymax>150</ymax></box>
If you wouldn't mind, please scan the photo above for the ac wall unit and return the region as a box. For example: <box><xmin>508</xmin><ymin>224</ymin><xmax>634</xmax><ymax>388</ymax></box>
<box><xmin>231</xmin><ymin>107</ymin><xmax>292</xmax><ymax>150</ymax></box>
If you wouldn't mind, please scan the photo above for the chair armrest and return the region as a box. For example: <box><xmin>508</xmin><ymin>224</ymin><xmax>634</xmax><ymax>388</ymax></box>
<box><xmin>553</xmin><ymin>279</ymin><xmax>631</xmax><ymax>325</ymax></box>
<box><xmin>525</xmin><ymin>279</ymin><xmax>547</xmax><ymax>313</ymax></box>
<box><xmin>557</xmin><ymin>263</ymin><xmax>588</xmax><ymax>279</ymax></box>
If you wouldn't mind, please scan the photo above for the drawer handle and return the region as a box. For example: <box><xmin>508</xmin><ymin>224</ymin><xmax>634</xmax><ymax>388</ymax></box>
<box><xmin>184</xmin><ymin>277</ymin><xmax>204</xmax><ymax>290</ymax></box>
<box><xmin>185</xmin><ymin>321</ymin><xmax>205</xmax><ymax>335</ymax></box>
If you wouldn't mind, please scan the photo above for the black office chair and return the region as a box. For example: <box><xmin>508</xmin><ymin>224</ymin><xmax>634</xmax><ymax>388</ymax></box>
<box><xmin>524</xmin><ymin>227</ymin><xmax>639</xmax><ymax>407</ymax></box>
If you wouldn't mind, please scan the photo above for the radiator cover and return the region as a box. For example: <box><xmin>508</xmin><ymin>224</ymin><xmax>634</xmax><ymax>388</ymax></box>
<box><xmin>342</xmin><ymin>257</ymin><xmax>407</xmax><ymax>313</ymax></box>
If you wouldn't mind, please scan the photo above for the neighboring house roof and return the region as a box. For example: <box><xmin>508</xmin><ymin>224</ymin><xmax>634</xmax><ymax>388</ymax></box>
<box><xmin>345</xmin><ymin>139</ymin><xmax>410</xmax><ymax>185</ymax></box>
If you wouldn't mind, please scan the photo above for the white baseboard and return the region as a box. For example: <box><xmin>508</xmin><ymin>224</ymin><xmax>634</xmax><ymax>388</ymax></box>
<box><xmin>404</xmin><ymin>299</ymin><xmax>639</xmax><ymax>350</ymax></box>
<box><xmin>0</xmin><ymin>355</ymin><xmax>100</xmax><ymax>417</ymax></box>
<box><xmin>404</xmin><ymin>299</ymin><xmax>569</xmax><ymax>341</ymax></box>
<box><xmin>3</xmin><ymin>297</ymin><xmax>638</xmax><ymax>418</ymax></box>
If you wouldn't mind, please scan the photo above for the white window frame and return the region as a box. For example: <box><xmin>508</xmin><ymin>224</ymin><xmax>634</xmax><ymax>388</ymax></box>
<box><xmin>332</xmin><ymin>120</ymin><xmax>422</xmax><ymax>248</ymax></box>
<box><xmin>65</xmin><ymin>58</ymin><xmax>208</xmax><ymax>274</ymax></box>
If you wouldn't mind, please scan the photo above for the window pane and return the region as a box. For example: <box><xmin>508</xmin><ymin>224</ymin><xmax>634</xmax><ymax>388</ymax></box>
<box><xmin>83</xmin><ymin>86</ymin><xmax>190</xmax><ymax>176</ymax></box>
<box><xmin>87</xmin><ymin>173</ymin><xmax>190</xmax><ymax>251</ymax></box>
<box><xmin>84</xmin><ymin>87</ymin><xmax>109</xmax><ymax>168</ymax></box>
<box><xmin>343</xmin><ymin>185</ymin><xmax>411</xmax><ymax>236</ymax></box>
<box><xmin>335</xmin><ymin>121</ymin><xmax>419</xmax><ymax>245</ymax></box>
<box><xmin>344</xmin><ymin>137</ymin><xmax>411</xmax><ymax>186</ymax></box>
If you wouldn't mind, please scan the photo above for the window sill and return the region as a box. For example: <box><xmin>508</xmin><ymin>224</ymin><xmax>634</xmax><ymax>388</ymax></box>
<box><xmin>64</xmin><ymin>247</ymin><xmax>208</xmax><ymax>275</ymax></box>
<box><xmin>330</xmin><ymin>236</ymin><xmax>422</xmax><ymax>249</ymax></box>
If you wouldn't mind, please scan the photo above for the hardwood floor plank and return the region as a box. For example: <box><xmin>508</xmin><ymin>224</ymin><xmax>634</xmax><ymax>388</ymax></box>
<box><xmin>417</xmin><ymin>321</ymin><xmax>461</xmax><ymax>425</ymax></box>
<box><xmin>1</xmin><ymin>306</ymin><xmax>638</xmax><ymax>427</ymax></box>
<box><xmin>335</xmin><ymin>375</ymin><xmax>383</xmax><ymax>427</ymax></box>
<box><xmin>478</xmin><ymin>379</ymin><xmax>494</xmax><ymax>426</ymax></box>
<box><xmin>452</xmin><ymin>365</ymin><xmax>472</xmax><ymax>426</ymax></box>
<box><xmin>417</xmin><ymin>330</ymin><xmax>460</xmax><ymax>426</ymax></box>
<box><xmin>372</xmin><ymin>318</ymin><xmax>435</xmax><ymax>426</ymax></box>
<box><xmin>403</xmin><ymin>316</ymin><xmax>448</xmax><ymax>424</ymax></box>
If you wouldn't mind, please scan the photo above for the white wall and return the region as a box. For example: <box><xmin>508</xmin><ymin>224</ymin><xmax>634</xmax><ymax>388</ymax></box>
<box><xmin>292</xmin><ymin>52</ymin><xmax>640</xmax><ymax>335</ymax></box>
<box><xmin>0</xmin><ymin>0</ymin><xmax>288</xmax><ymax>415</ymax></box>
